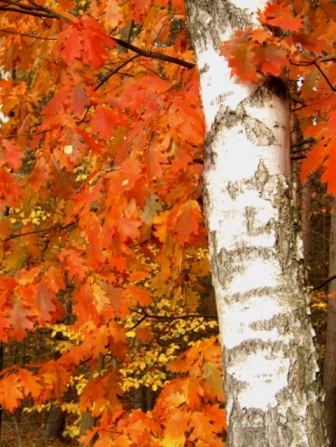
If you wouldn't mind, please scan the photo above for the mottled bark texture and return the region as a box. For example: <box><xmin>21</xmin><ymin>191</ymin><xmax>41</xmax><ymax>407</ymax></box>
<box><xmin>184</xmin><ymin>1</ymin><xmax>328</xmax><ymax>446</ymax></box>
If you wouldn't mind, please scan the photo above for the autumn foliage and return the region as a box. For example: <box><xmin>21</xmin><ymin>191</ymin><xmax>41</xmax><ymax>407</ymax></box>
<box><xmin>0</xmin><ymin>0</ymin><xmax>335</xmax><ymax>445</ymax></box>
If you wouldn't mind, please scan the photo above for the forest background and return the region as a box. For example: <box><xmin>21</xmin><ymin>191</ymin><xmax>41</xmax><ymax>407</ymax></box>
<box><xmin>0</xmin><ymin>0</ymin><xmax>335</xmax><ymax>446</ymax></box>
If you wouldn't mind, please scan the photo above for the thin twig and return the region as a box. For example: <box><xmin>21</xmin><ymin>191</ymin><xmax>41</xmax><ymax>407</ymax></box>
<box><xmin>291</xmin><ymin>155</ymin><xmax>307</xmax><ymax>161</ymax></box>
<box><xmin>291</xmin><ymin>138</ymin><xmax>315</xmax><ymax>149</ymax></box>
<box><xmin>310</xmin><ymin>274</ymin><xmax>336</xmax><ymax>292</ymax></box>
<box><xmin>142</xmin><ymin>309</ymin><xmax>217</xmax><ymax>320</ymax></box>
<box><xmin>112</xmin><ymin>37</ymin><xmax>195</xmax><ymax>69</ymax></box>
<box><xmin>0</xmin><ymin>28</ymin><xmax>57</xmax><ymax>40</ymax></box>
<box><xmin>4</xmin><ymin>220</ymin><xmax>77</xmax><ymax>242</ymax></box>
<box><xmin>95</xmin><ymin>54</ymin><xmax>140</xmax><ymax>91</ymax></box>
<box><xmin>312</xmin><ymin>60</ymin><xmax>336</xmax><ymax>92</ymax></box>
<box><xmin>0</xmin><ymin>129</ymin><xmax>48</xmax><ymax>139</ymax></box>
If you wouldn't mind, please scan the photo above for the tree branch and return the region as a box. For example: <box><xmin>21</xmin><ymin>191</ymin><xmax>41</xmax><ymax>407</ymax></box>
<box><xmin>291</xmin><ymin>138</ymin><xmax>315</xmax><ymax>149</ymax></box>
<box><xmin>112</xmin><ymin>37</ymin><xmax>195</xmax><ymax>69</ymax></box>
<box><xmin>310</xmin><ymin>275</ymin><xmax>336</xmax><ymax>292</ymax></box>
<box><xmin>312</xmin><ymin>59</ymin><xmax>336</xmax><ymax>92</ymax></box>
<box><xmin>0</xmin><ymin>28</ymin><xmax>57</xmax><ymax>40</ymax></box>
<box><xmin>0</xmin><ymin>0</ymin><xmax>69</xmax><ymax>21</ymax></box>
<box><xmin>291</xmin><ymin>155</ymin><xmax>307</xmax><ymax>161</ymax></box>
<box><xmin>0</xmin><ymin>2</ymin><xmax>194</xmax><ymax>69</ymax></box>
<box><xmin>142</xmin><ymin>310</ymin><xmax>217</xmax><ymax>320</ymax></box>
<box><xmin>4</xmin><ymin>220</ymin><xmax>77</xmax><ymax>242</ymax></box>
<box><xmin>95</xmin><ymin>54</ymin><xmax>140</xmax><ymax>91</ymax></box>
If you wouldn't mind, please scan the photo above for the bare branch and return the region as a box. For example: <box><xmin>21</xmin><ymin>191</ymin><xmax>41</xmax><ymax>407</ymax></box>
<box><xmin>95</xmin><ymin>54</ymin><xmax>140</xmax><ymax>91</ymax></box>
<box><xmin>310</xmin><ymin>275</ymin><xmax>336</xmax><ymax>292</ymax></box>
<box><xmin>112</xmin><ymin>37</ymin><xmax>195</xmax><ymax>69</ymax></box>
<box><xmin>4</xmin><ymin>220</ymin><xmax>78</xmax><ymax>242</ymax></box>
<box><xmin>0</xmin><ymin>28</ymin><xmax>57</xmax><ymax>40</ymax></box>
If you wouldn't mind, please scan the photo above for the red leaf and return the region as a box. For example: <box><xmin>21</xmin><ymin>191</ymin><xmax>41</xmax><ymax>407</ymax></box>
<box><xmin>42</xmin><ymin>85</ymin><xmax>70</xmax><ymax>118</ymax></box>
<box><xmin>49</xmin><ymin>156</ymin><xmax>76</xmax><ymax>199</ymax></box>
<box><xmin>258</xmin><ymin>3</ymin><xmax>303</xmax><ymax>31</ymax></box>
<box><xmin>219</xmin><ymin>28</ymin><xmax>252</xmax><ymax>58</ymax></box>
<box><xmin>69</xmin><ymin>84</ymin><xmax>91</xmax><ymax>117</ymax></box>
<box><xmin>54</xmin><ymin>16</ymin><xmax>117</xmax><ymax>69</ymax></box>
<box><xmin>77</xmin><ymin>129</ymin><xmax>104</xmax><ymax>154</ymax></box>
<box><xmin>128</xmin><ymin>0</ymin><xmax>152</xmax><ymax>22</ymax></box>
<box><xmin>91</xmin><ymin>105</ymin><xmax>129</xmax><ymax>139</ymax></box>
<box><xmin>252</xmin><ymin>45</ymin><xmax>288</xmax><ymax>76</ymax></box>
<box><xmin>29</xmin><ymin>156</ymin><xmax>48</xmax><ymax>191</ymax></box>
<box><xmin>1</xmin><ymin>139</ymin><xmax>24</xmax><ymax>171</ymax></box>
<box><xmin>60</xmin><ymin>249</ymin><xmax>88</xmax><ymax>281</ymax></box>
<box><xmin>0</xmin><ymin>168</ymin><xmax>23</xmax><ymax>211</ymax></box>
<box><xmin>322</xmin><ymin>137</ymin><xmax>336</xmax><ymax>196</ymax></box>
<box><xmin>228</xmin><ymin>43</ymin><xmax>258</xmax><ymax>81</ymax></box>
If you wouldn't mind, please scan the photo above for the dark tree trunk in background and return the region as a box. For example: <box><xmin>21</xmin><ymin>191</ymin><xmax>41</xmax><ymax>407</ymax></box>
<box><xmin>324</xmin><ymin>197</ymin><xmax>336</xmax><ymax>446</ymax></box>
<box><xmin>43</xmin><ymin>406</ymin><xmax>65</xmax><ymax>440</ymax></box>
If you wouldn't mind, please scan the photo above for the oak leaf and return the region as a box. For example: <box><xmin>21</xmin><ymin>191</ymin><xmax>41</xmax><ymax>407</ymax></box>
<box><xmin>8</xmin><ymin>295</ymin><xmax>34</xmax><ymax>341</ymax></box>
<box><xmin>202</xmin><ymin>363</ymin><xmax>224</xmax><ymax>402</ymax></box>
<box><xmin>258</xmin><ymin>3</ymin><xmax>303</xmax><ymax>31</ymax></box>
<box><xmin>18</xmin><ymin>369</ymin><xmax>43</xmax><ymax>399</ymax></box>
<box><xmin>160</xmin><ymin>410</ymin><xmax>189</xmax><ymax>447</ymax></box>
<box><xmin>0</xmin><ymin>374</ymin><xmax>24</xmax><ymax>411</ymax></box>
<box><xmin>34</xmin><ymin>281</ymin><xmax>57</xmax><ymax>325</ymax></box>
<box><xmin>54</xmin><ymin>16</ymin><xmax>117</xmax><ymax>69</ymax></box>
<box><xmin>1</xmin><ymin>139</ymin><xmax>24</xmax><ymax>171</ymax></box>
<box><xmin>125</xmin><ymin>284</ymin><xmax>153</xmax><ymax>307</ymax></box>
<box><xmin>91</xmin><ymin>105</ymin><xmax>129</xmax><ymax>139</ymax></box>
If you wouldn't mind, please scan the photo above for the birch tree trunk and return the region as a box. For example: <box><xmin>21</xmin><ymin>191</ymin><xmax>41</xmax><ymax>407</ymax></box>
<box><xmin>184</xmin><ymin>1</ymin><xmax>328</xmax><ymax>446</ymax></box>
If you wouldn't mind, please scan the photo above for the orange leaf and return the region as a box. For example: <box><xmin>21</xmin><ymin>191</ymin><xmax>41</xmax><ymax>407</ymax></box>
<box><xmin>34</xmin><ymin>281</ymin><xmax>57</xmax><ymax>325</ymax></box>
<box><xmin>125</xmin><ymin>284</ymin><xmax>152</xmax><ymax>307</ymax></box>
<box><xmin>135</xmin><ymin>327</ymin><xmax>153</xmax><ymax>343</ymax></box>
<box><xmin>104</xmin><ymin>0</ymin><xmax>123</xmax><ymax>27</ymax></box>
<box><xmin>173</xmin><ymin>200</ymin><xmax>202</xmax><ymax>245</ymax></box>
<box><xmin>1</xmin><ymin>139</ymin><xmax>24</xmax><ymax>171</ymax></box>
<box><xmin>228</xmin><ymin>43</ymin><xmax>258</xmax><ymax>82</ymax></box>
<box><xmin>202</xmin><ymin>363</ymin><xmax>224</xmax><ymax>402</ymax></box>
<box><xmin>189</xmin><ymin>411</ymin><xmax>221</xmax><ymax>443</ymax></box>
<box><xmin>252</xmin><ymin>44</ymin><xmax>288</xmax><ymax>76</ymax></box>
<box><xmin>187</xmin><ymin>376</ymin><xmax>203</xmax><ymax>410</ymax></box>
<box><xmin>8</xmin><ymin>296</ymin><xmax>34</xmax><ymax>341</ymax></box>
<box><xmin>18</xmin><ymin>369</ymin><xmax>43</xmax><ymax>399</ymax></box>
<box><xmin>0</xmin><ymin>167</ymin><xmax>23</xmax><ymax>211</ymax></box>
<box><xmin>258</xmin><ymin>3</ymin><xmax>303</xmax><ymax>31</ymax></box>
<box><xmin>128</xmin><ymin>0</ymin><xmax>152</xmax><ymax>22</ymax></box>
<box><xmin>0</xmin><ymin>374</ymin><xmax>24</xmax><ymax>411</ymax></box>
<box><xmin>161</xmin><ymin>410</ymin><xmax>189</xmax><ymax>447</ymax></box>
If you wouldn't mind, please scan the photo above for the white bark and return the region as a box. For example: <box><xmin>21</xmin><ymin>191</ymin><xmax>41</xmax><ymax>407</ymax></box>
<box><xmin>185</xmin><ymin>1</ymin><xmax>328</xmax><ymax>446</ymax></box>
